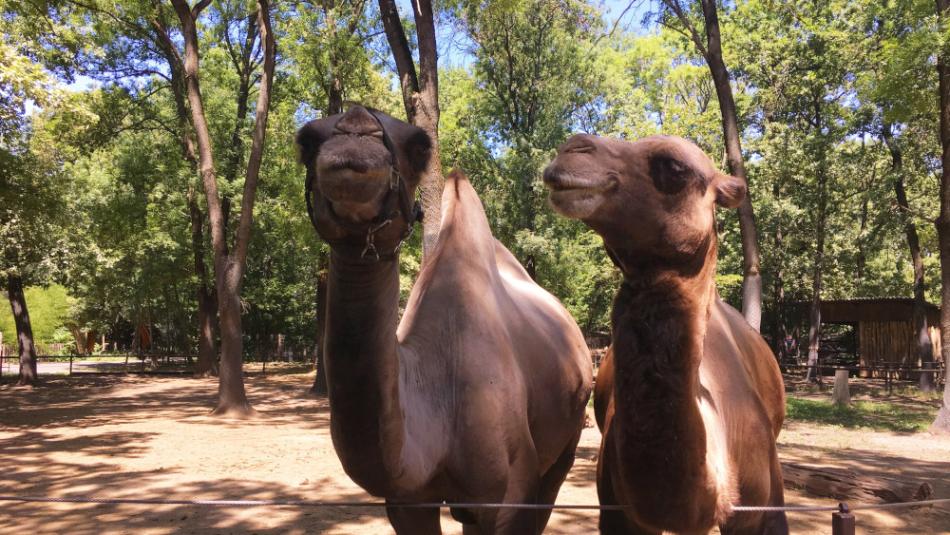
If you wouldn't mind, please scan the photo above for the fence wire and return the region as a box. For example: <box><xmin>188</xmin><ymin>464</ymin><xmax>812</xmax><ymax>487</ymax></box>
<box><xmin>0</xmin><ymin>495</ymin><xmax>947</xmax><ymax>513</ymax></box>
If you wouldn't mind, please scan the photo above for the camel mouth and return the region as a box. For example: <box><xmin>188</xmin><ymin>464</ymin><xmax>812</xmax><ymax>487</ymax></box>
<box><xmin>316</xmin><ymin>165</ymin><xmax>391</xmax><ymax>208</ymax></box>
<box><xmin>543</xmin><ymin>169</ymin><xmax>616</xmax><ymax>220</ymax></box>
<box><xmin>543</xmin><ymin>169</ymin><xmax>616</xmax><ymax>196</ymax></box>
<box><xmin>315</xmin><ymin>136</ymin><xmax>394</xmax><ymax>207</ymax></box>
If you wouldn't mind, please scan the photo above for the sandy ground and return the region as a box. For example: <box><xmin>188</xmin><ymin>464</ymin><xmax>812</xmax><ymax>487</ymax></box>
<box><xmin>0</xmin><ymin>367</ymin><xmax>948</xmax><ymax>534</ymax></box>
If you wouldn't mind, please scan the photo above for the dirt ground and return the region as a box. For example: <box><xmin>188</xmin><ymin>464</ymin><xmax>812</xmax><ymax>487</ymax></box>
<box><xmin>0</xmin><ymin>367</ymin><xmax>948</xmax><ymax>534</ymax></box>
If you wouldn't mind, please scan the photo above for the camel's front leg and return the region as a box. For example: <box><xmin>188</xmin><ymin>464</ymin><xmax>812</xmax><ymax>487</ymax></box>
<box><xmin>488</xmin><ymin>447</ymin><xmax>543</xmax><ymax>535</ymax></box>
<box><xmin>386</xmin><ymin>501</ymin><xmax>441</xmax><ymax>535</ymax></box>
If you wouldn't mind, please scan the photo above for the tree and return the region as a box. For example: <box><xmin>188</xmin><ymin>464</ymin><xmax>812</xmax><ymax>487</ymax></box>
<box><xmin>659</xmin><ymin>0</ymin><xmax>762</xmax><ymax>330</ymax></box>
<box><xmin>170</xmin><ymin>0</ymin><xmax>276</xmax><ymax>416</ymax></box>
<box><xmin>447</xmin><ymin>0</ymin><xmax>601</xmax><ymax>281</ymax></box>
<box><xmin>378</xmin><ymin>0</ymin><xmax>444</xmax><ymax>255</ymax></box>
<box><xmin>933</xmin><ymin>0</ymin><xmax>950</xmax><ymax>433</ymax></box>
<box><xmin>883</xmin><ymin>123</ymin><xmax>935</xmax><ymax>392</ymax></box>
<box><xmin>0</xmin><ymin>37</ymin><xmax>65</xmax><ymax>385</ymax></box>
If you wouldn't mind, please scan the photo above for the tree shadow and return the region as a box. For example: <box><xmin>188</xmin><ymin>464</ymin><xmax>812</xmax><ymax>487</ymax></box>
<box><xmin>0</xmin><ymin>372</ymin><xmax>381</xmax><ymax>534</ymax></box>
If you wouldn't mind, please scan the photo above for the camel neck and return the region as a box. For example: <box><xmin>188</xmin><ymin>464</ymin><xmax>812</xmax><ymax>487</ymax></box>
<box><xmin>608</xmin><ymin>249</ymin><xmax>719</xmax><ymax>525</ymax></box>
<box><xmin>323</xmin><ymin>252</ymin><xmax>405</xmax><ymax>495</ymax></box>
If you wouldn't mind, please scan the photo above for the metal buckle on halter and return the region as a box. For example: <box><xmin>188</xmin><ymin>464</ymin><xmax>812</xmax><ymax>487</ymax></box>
<box><xmin>360</xmin><ymin>219</ymin><xmax>393</xmax><ymax>260</ymax></box>
<box><xmin>389</xmin><ymin>166</ymin><xmax>399</xmax><ymax>191</ymax></box>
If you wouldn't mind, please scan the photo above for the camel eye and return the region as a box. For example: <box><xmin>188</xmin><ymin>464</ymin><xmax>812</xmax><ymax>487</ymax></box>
<box><xmin>648</xmin><ymin>155</ymin><xmax>696</xmax><ymax>195</ymax></box>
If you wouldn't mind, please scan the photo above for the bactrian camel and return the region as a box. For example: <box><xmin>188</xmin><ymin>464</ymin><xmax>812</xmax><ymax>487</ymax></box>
<box><xmin>297</xmin><ymin>105</ymin><xmax>592</xmax><ymax>534</ymax></box>
<box><xmin>544</xmin><ymin>134</ymin><xmax>788</xmax><ymax>534</ymax></box>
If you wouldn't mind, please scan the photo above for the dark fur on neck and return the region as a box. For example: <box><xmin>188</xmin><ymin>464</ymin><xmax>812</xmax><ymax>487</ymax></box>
<box><xmin>606</xmin><ymin>244</ymin><xmax>719</xmax><ymax>530</ymax></box>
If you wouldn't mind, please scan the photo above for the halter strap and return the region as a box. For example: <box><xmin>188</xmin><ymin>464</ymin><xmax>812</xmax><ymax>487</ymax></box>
<box><xmin>304</xmin><ymin>109</ymin><xmax>423</xmax><ymax>262</ymax></box>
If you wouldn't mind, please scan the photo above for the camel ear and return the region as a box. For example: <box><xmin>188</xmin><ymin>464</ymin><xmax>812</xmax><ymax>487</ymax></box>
<box><xmin>295</xmin><ymin>118</ymin><xmax>334</xmax><ymax>166</ymax></box>
<box><xmin>714</xmin><ymin>173</ymin><xmax>746</xmax><ymax>209</ymax></box>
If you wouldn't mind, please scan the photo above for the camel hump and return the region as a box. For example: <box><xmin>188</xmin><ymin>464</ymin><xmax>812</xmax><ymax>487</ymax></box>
<box><xmin>437</xmin><ymin>169</ymin><xmax>498</xmax><ymax>263</ymax></box>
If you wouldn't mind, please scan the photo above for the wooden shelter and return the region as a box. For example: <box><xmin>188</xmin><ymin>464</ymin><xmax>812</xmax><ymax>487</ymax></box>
<box><xmin>816</xmin><ymin>298</ymin><xmax>942</xmax><ymax>376</ymax></box>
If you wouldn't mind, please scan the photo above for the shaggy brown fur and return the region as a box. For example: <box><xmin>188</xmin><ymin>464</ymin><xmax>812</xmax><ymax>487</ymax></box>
<box><xmin>544</xmin><ymin>134</ymin><xmax>788</xmax><ymax>535</ymax></box>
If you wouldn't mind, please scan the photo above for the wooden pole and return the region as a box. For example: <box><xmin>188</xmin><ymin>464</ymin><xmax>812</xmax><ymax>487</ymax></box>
<box><xmin>833</xmin><ymin>368</ymin><xmax>850</xmax><ymax>406</ymax></box>
<box><xmin>832</xmin><ymin>503</ymin><xmax>855</xmax><ymax>535</ymax></box>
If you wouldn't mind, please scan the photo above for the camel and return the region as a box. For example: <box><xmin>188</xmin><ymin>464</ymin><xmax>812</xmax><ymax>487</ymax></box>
<box><xmin>296</xmin><ymin>105</ymin><xmax>592</xmax><ymax>534</ymax></box>
<box><xmin>543</xmin><ymin>134</ymin><xmax>788</xmax><ymax>535</ymax></box>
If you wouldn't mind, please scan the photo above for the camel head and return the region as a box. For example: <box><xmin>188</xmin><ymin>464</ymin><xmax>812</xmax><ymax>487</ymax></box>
<box><xmin>297</xmin><ymin>105</ymin><xmax>432</xmax><ymax>260</ymax></box>
<box><xmin>543</xmin><ymin>134</ymin><xmax>745</xmax><ymax>270</ymax></box>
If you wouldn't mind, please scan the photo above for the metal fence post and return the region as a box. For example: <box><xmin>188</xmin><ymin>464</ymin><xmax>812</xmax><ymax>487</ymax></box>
<box><xmin>832</xmin><ymin>503</ymin><xmax>855</xmax><ymax>535</ymax></box>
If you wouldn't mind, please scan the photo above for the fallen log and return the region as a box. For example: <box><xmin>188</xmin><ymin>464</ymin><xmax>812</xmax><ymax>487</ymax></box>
<box><xmin>782</xmin><ymin>462</ymin><xmax>934</xmax><ymax>504</ymax></box>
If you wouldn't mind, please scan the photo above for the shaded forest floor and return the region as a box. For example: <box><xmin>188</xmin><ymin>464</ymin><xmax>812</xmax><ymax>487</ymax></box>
<box><xmin>0</xmin><ymin>367</ymin><xmax>948</xmax><ymax>534</ymax></box>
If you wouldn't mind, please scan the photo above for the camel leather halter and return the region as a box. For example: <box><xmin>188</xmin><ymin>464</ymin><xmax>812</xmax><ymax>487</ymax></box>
<box><xmin>305</xmin><ymin>110</ymin><xmax>423</xmax><ymax>262</ymax></box>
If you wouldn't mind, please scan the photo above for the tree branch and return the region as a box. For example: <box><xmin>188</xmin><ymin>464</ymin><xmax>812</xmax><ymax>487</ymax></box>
<box><xmin>233</xmin><ymin>0</ymin><xmax>276</xmax><ymax>272</ymax></box>
<box><xmin>377</xmin><ymin>0</ymin><xmax>419</xmax><ymax>119</ymax></box>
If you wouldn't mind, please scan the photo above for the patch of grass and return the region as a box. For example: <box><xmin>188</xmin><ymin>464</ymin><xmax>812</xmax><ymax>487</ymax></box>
<box><xmin>785</xmin><ymin>396</ymin><xmax>937</xmax><ymax>433</ymax></box>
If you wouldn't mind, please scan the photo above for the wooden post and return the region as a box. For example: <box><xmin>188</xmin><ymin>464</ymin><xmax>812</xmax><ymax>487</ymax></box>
<box><xmin>832</xmin><ymin>503</ymin><xmax>855</xmax><ymax>535</ymax></box>
<box><xmin>833</xmin><ymin>367</ymin><xmax>850</xmax><ymax>406</ymax></box>
<box><xmin>69</xmin><ymin>354</ymin><xmax>73</xmax><ymax>376</ymax></box>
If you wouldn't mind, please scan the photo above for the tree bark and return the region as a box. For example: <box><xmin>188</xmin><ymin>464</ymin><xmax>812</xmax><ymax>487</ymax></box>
<box><xmin>932</xmin><ymin>0</ymin><xmax>950</xmax><ymax>433</ymax></box>
<box><xmin>151</xmin><ymin>11</ymin><xmax>221</xmax><ymax>380</ymax></box>
<box><xmin>220</xmin><ymin>12</ymin><xmax>259</xmax><ymax>244</ymax></box>
<box><xmin>806</xmin><ymin>163</ymin><xmax>828</xmax><ymax>383</ymax></box>
<box><xmin>781</xmin><ymin>462</ymin><xmax>933</xmax><ymax>504</ymax></box>
<box><xmin>7</xmin><ymin>272</ymin><xmax>37</xmax><ymax>386</ymax></box>
<box><xmin>701</xmin><ymin>0</ymin><xmax>761</xmax><ymax>330</ymax></box>
<box><xmin>377</xmin><ymin>0</ymin><xmax>443</xmax><ymax>256</ymax></box>
<box><xmin>189</xmin><ymin>190</ymin><xmax>219</xmax><ymax>377</ymax></box>
<box><xmin>883</xmin><ymin>124</ymin><xmax>935</xmax><ymax>392</ymax></box>
<box><xmin>172</xmin><ymin>0</ymin><xmax>276</xmax><ymax>416</ymax></box>
<box><xmin>667</xmin><ymin>0</ymin><xmax>762</xmax><ymax>330</ymax></box>
<box><xmin>771</xmin><ymin>178</ymin><xmax>786</xmax><ymax>358</ymax></box>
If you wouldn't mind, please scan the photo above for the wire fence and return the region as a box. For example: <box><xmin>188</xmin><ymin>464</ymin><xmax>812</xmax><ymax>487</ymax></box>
<box><xmin>1</xmin><ymin>493</ymin><xmax>947</xmax><ymax>534</ymax></box>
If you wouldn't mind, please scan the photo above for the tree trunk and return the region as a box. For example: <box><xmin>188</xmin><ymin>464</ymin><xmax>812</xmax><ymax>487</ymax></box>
<box><xmin>855</xmin><ymin>190</ymin><xmax>870</xmax><ymax>285</ymax></box>
<box><xmin>378</xmin><ymin>0</ymin><xmax>443</xmax><ymax>257</ymax></box>
<box><xmin>884</xmin><ymin>124</ymin><xmax>935</xmax><ymax>392</ymax></box>
<box><xmin>220</xmin><ymin>14</ymin><xmax>258</xmax><ymax>244</ymax></box>
<box><xmin>806</xmin><ymin>167</ymin><xmax>828</xmax><ymax>383</ymax></box>
<box><xmin>151</xmin><ymin>12</ymin><xmax>222</xmax><ymax>380</ymax></box>
<box><xmin>172</xmin><ymin>0</ymin><xmax>276</xmax><ymax>416</ymax></box>
<box><xmin>771</xmin><ymin>179</ymin><xmax>786</xmax><ymax>358</ymax></box>
<box><xmin>781</xmin><ymin>462</ymin><xmax>933</xmax><ymax>504</ymax></box>
<box><xmin>7</xmin><ymin>272</ymin><xmax>38</xmax><ymax>386</ymax></box>
<box><xmin>68</xmin><ymin>325</ymin><xmax>88</xmax><ymax>356</ymax></box>
<box><xmin>697</xmin><ymin>0</ymin><xmax>762</xmax><ymax>331</ymax></box>
<box><xmin>309</xmin><ymin>269</ymin><xmax>329</xmax><ymax>396</ymax></box>
<box><xmin>408</xmin><ymin>0</ymin><xmax>443</xmax><ymax>256</ymax></box>
<box><xmin>189</xmin><ymin>191</ymin><xmax>219</xmax><ymax>377</ymax></box>
<box><xmin>932</xmin><ymin>0</ymin><xmax>950</xmax><ymax>433</ymax></box>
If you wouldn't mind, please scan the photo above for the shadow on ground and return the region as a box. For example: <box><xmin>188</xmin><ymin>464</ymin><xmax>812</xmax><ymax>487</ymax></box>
<box><xmin>0</xmin><ymin>371</ymin><xmax>947</xmax><ymax>533</ymax></box>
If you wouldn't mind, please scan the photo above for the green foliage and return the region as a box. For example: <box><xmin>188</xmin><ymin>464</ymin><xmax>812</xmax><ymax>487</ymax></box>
<box><xmin>2</xmin><ymin>0</ymin><xmax>948</xmax><ymax>356</ymax></box>
<box><xmin>0</xmin><ymin>284</ymin><xmax>71</xmax><ymax>344</ymax></box>
<box><xmin>786</xmin><ymin>396</ymin><xmax>937</xmax><ymax>433</ymax></box>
